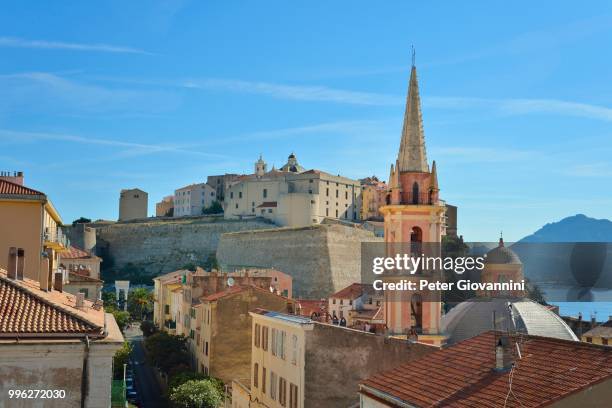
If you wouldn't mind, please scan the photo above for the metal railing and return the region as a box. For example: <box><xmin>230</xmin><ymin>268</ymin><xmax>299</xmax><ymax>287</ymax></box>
<box><xmin>43</xmin><ymin>228</ymin><xmax>70</xmax><ymax>248</ymax></box>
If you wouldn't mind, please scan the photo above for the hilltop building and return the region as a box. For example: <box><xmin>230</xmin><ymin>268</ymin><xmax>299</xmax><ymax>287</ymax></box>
<box><xmin>360</xmin><ymin>331</ymin><xmax>612</xmax><ymax>407</ymax></box>
<box><xmin>207</xmin><ymin>173</ymin><xmax>240</xmax><ymax>203</ymax></box>
<box><xmin>174</xmin><ymin>182</ymin><xmax>217</xmax><ymax>217</ymax></box>
<box><xmin>155</xmin><ymin>195</ymin><xmax>174</xmax><ymax>217</ymax></box>
<box><xmin>225</xmin><ymin>153</ymin><xmax>362</xmax><ymax>227</ymax></box>
<box><xmin>360</xmin><ymin>176</ymin><xmax>387</xmax><ymax>221</ymax></box>
<box><xmin>119</xmin><ymin>188</ymin><xmax>148</xmax><ymax>221</ymax></box>
<box><xmin>328</xmin><ymin>283</ymin><xmax>383</xmax><ymax>329</ymax></box>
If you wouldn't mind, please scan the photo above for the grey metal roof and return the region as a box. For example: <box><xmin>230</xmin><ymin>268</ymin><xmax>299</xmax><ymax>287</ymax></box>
<box><xmin>441</xmin><ymin>298</ymin><xmax>577</xmax><ymax>345</ymax></box>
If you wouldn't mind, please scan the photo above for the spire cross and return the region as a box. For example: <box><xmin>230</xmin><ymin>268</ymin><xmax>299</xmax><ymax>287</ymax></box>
<box><xmin>411</xmin><ymin>45</ymin><xmax>416</xmax><ymax>67</ymax></box>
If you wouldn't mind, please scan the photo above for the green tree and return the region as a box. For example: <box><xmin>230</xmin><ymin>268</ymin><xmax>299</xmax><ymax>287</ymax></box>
<box><xmin>127</xmin><ymin>288</ymin><xmax>154</xmax><ymax>320</ymax></box>
<box><xmin>112</xmin><ymin>310</ymin><xmax>131</xmax><ymax>332</ymax></box>
<box><xmin>140</xmin><ymin>320</ymin><xmax>157</xmax><ymax>337</ymax></box>
<box><xmin>113</xmin><ymin>341</ymin><xmax>133</xmax><ymax>379</ymax></box>
<box><xmin>169</xmin><ymin>379</ymin><xmax>223</xmax><ymax>408</ymax></box>
<box><xmin>72</xmin><ymin>217</ymin><xmax>91</xmax><ymax>226</ymax></box>
<box><xmin>202</xmin><ymin>200</ymin><xmax>223</xmax><ymax>215</ymax></box>
<box><xmin>102</xmin><ymin>291</ymin><xmax>118</xmax><ymax>311</ymax></box>
<box><xmin>144</xmin><ymin>332</ymin><xmax>190</xmax><ymax>376</ymax></box>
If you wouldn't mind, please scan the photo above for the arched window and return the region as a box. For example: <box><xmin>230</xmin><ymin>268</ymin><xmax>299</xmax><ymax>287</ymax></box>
<box><xmin>412</xmin><ymin>182</ymin><xmax>419</xmax><ymax>204</ymax></box>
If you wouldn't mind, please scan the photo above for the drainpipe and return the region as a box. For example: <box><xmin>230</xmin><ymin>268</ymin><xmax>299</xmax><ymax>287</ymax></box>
<box><xmin>81</xmin><ymin>335</ymin><xmax>90</xmax><ymax>408</ymax></box>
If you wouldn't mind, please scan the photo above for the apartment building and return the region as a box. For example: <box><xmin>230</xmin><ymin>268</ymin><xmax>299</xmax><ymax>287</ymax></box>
<box><xmin>152</xmin><ymin>269</ymin><xmax>191</xmax><ymax>330</ymax></box>
<box><xmin>225</xmin><ymin>154</ymin><xmax>362</xmax><ymax>227</ymax></box>
<box><xmin>328</xmin><ymin>283</ymin><xmax>384</xmax><ymax>330</ymax></box>
<box><xmin>0</xmin><ymin>176</ymin><xmax>69</xmax><ymax>286</ymax></box>
<box><xmin>0</xmin><ymin>174</ymin><xmax>123</xmax><ymax>407</ymax></box>
<box><xmin>236</xmin><ymin>309</ymin><xmax>433</xmax><ymax>408</ymax></box>
<box><xmin>174</xmin><ymin>182</ymin><xmax>217</xmax><ymax>217</ymax></box>
<box><xmin>191</xmin><ymin>286</ymin><xmax>294</xmax><ymax>384</ymax></box>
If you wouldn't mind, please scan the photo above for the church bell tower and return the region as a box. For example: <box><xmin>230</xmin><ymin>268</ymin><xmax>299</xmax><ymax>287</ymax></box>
<box><xmin>380</xmin><ymin>55</ymin><xmax>446</xmax><ymax>346</ymax></box>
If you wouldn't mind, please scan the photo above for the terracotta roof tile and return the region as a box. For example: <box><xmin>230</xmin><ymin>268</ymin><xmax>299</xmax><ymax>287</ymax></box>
<box><xmin>0</xmin><ymin>179</ymin><xmax>45</xmax><ymax>197</ymax></box>
<box><xmin>61</xmin><ymin>245</ymin><xmax>94</xmax><ymax>260</ymax></box>
<box><xmin>67</xmin><ymin>271</ymin><xmax>103</xmax><ymax>284</ymax></box>
<box><xmin>0</xmin><ymin>271</ymin><xmax>104</xmax><ymax>337</ymax></box>
<box><xmin>361</xmin><ymin>331</ymin><xmax>612</xmax><ymax>407</ymax></box>
<box><xmin>330</xmin><ymin>283</ymin><xmax>371</xmax><ymax>299</ymax></box>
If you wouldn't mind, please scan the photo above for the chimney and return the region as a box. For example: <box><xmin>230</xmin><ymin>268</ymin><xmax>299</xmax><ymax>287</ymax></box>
<box><xmin>0</xmin><ymin>171</ymin><xmax>24</xmax><ymax>186</ymax></box>
<box><xmin>76</xmin><ymin>293</ymin><xmax>85</xmax><ymax>309</ymax></box>
<box><xmin>53</xmin><ymin>272</ymin><xmax>63</xmax><ymax>292</ymax></box>
<box><xmin>591</xmin><ymin>313</ymin><xmax>597</xmax><ymax>327</ymax></box>
<box><xmin>494</xmin><ymin>336</ymin><xmax>514</xmax><ymax>372</ymax></box>
<box><xmin>16</xmin><ymin>248</ymin><xmax>25</xmax><ymax>280</ymax></box>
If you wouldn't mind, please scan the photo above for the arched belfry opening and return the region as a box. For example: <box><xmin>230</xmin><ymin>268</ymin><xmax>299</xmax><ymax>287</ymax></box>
<box><xmin>412</xmin><ymin>182</ymin><xmax>419</xmax><ymax>204</ymax></box>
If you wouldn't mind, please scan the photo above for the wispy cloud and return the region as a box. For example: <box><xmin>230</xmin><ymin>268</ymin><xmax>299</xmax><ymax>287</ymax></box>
<box><xmin>0</xmin><ymin>129</ymin><xmax>228</xmax><ymax>162</ymax></box>
<box><xmin>425</xmin><ymin>97</ymin><xmax>612</xmax><ymax>122</ymax></box>
<box><xmin>0</xmin><ymin>72</ymin><xmax>180</xmax><ymax>115</ymax></box>
<box><xmin>181</xmin><ymin>78</ymin><xmax>402</xmax><ymax>106</ymax></box>
<box><xmin>0</xmin><ymin>36</ymin><xmax>153</xmax><ymax>55</ymax></box>
<box><xmin>432</xmin><ymin>146</ymin><xmax>536</xmax><ymax>163</ymax></box>
<box><xmin>564</xmin><ymin>163</ymin><xmax>612</xmax><ymax>178</ymax></box>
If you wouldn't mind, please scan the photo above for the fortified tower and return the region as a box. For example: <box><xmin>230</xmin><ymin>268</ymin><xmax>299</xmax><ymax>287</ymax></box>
<box><xmin>379</xmin><ymin>58</ymin><xmax>446</xmax><ymax>346</ymax></box>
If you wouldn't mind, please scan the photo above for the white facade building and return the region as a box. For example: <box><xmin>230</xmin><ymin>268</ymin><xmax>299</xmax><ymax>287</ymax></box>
<box><xmin>174</xmin><ymin>182</ymin><xmax>217</xmax><ymax>217</ymax></box>
<box><xmin>225</xmin><ymin>154</ymin><xmax>362</xmax><ymax>227</ymax></box>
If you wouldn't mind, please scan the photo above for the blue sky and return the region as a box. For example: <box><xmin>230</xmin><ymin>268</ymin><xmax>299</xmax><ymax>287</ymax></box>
<box><xmin>1</xmin><ymin>1</ymin><xmax>612</xmax><ymax>241</ymax></box>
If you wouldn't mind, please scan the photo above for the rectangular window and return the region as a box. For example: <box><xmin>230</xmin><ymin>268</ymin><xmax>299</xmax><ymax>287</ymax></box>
<box><xmin>262</xmin><ymin>367</ymin><xmax>267</xmax><ymax>394</ymax></box>
<box><xmin>326</xmin><ymin>208</ymin><xmax>329</xmax><ymax>216</ymax></box>
<box><xmin>271</xmin><ymin>329</ymin><xmax>277</xmax><ymax>356</ymax></box>
<box><xmin>326</xmin><ymin>188</ymin><xmax>329</xmax><ymax>196</ymax></box>
<box><xmin>279</xmin><ymin>377</ymin><xmax>287</xmax><ymax>406</ymax></box>
<box><xmin>345</xmin><ymin>191</ymin><xmax>348</xmax><ymax>199</ymax></box>
<box><xmin>603</xmin><ymin>338</ymin><xmax>609</xmax><ymax>345</ymax></box>
<box><xmin>164</xmin><ymin>305</ymin><xmax>170</xmax><ymax>314</ymax></box>
<box><xmin>205</xmin><ymin>341</ymin><xmax>209</xmax><ymax>356</ymax></box>
<box><xmin>336</xmin><ymin>190</ymin><xmax>339</xmax><ymax>198</ymax></box>
<box><xmin>230</xmin><ymin>192</ymin><xmax>234</xmax><ymax>199</ymax></box>
<box><xmin>586</xmin><ymin>337</ymin><xmax>592</xmax><ymax>343</ymax></box>
<box><xmin>239</xmin><ymin>191</ymin><xmax>242</xmax><ymax>199</ymax></box>
<box><xmin>263</xmin><ymin>188</ymin><xmax>268</xmax><ymax>198</ymax></box>
<box><xmin>291</xmin><ymin>335</ymin><xmax>298</xmax><ymax>365</ymax></box>
<box><xmin>254</xmin><ymin>323</ymin><xmax>261</xmax><ymax>348</ymax></box>
<box><xmin>253</xmin><ymin>363</ymin><xmax>259</xmax><ymax>388</ymax></box>
<box><xmin>270</xmin><ymin>371</ymin><xmax>277</xmax><ymax>400</ymax></box>
<box><xmin>289</xmin><ymin>383</ymin><xmax>298</xmax><ymax>408</ymax></box>
<box><xmin>262</xmin><ymin>326</ymin><xmax>269</xmax><ymax>351</ymax></box>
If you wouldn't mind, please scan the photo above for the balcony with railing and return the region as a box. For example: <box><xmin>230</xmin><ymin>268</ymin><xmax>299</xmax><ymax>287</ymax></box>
<box><xmin>43</xmin><ymin>227</ymin><xmax>70</xmax><ymax>250</ymax></box>
<box><xmin>390</xmin><ymin>192</ymin><xmax>438</xmax><ymax>206</ymax></box>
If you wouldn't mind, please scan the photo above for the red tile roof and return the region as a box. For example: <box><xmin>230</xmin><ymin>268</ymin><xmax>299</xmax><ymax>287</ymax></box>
<box><xmin>330</xmin><ymin>283</ymin><xmax>370</xmax><ymax>299</ymax></box>
<box><xmin>360</xmin><ymin>331</ymin><xmax>612</xmax><ymax>407</ymax></box>
<box><xmin>0</xmin><ymin>271</ymin><xmax>104</xmax><ymax>337</ymax></box>
<box><xmin>201</xmin><ymin>284</ymin><xmax>286</xmax><ymax>302</ymax></box>
<box><xmin>67</xmin><ymin>271</ymin><xmax>103</xmax><ymax>284</ymax></box>
<box><xmin>0</xmin><ymin>179</ymin><xmax>45</xmax><ymax>197</ymax></box>
<box><xmin>296</xmin><ymin>299</ymin><xmax>327</xmax><ymax>317</ymax></box>
<box><xmin>61</xmin><ymin>245</ymin><xmax>93</xmax><ymax>260</ymax></box>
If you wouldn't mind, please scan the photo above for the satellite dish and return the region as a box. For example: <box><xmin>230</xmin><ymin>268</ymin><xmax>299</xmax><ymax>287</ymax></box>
<box><xmin>227</xmin><ymin>277</ymin><xmax>235</xmax><ymax>287</ymax></box>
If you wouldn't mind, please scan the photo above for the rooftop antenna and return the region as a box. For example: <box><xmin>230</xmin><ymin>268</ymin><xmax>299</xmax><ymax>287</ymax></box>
<box><xmin>411</xmin><ymin>45</ymin><xmax>416</xmax><ymax>67</ymax></box>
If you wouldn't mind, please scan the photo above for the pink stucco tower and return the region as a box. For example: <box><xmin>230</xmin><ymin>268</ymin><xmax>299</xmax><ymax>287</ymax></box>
<box><xmin>380</xmin><ymin>61</ymin><xmax>446</xmax><ymax>346</ymax></box>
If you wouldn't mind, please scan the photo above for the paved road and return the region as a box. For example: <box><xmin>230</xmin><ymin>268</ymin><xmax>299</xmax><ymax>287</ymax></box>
<box><xmin>124</xmin><ymin>325</ymin><xmax>167</xmax><ymax>408</ymax></box>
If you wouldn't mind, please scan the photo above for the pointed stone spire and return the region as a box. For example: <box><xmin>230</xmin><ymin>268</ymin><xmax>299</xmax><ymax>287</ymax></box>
<box><xmin>430</xmin><ymin>160</ymin><xmax>438</xmax><ymax>190</ymax></box>
<box><xmin>397</xmin><ymin>61</ymin><xmax>428</xmax><ymax>173</ymax></box>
